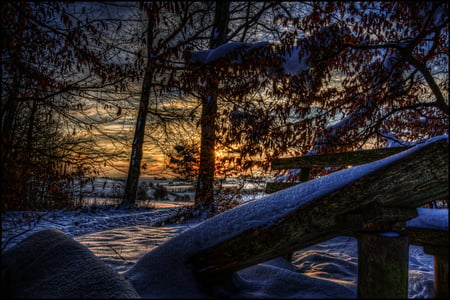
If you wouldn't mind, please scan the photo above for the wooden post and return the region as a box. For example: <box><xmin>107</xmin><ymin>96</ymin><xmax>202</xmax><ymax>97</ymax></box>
<box><xmin>300</xmin><ymin>167</ymin><xmax>310</xmax><ymax>182</ymax></box>
<box><xmin>283</xmin><ymin>167</ymin><xmax>310</xmax><ymax>262</ymax></box>
<box><xmin>406</xmin><ymin>228</ymin><xmax>448</xmax><ymax>299</ymax></box>
<box><xmin>434</xmin><ymin>255</ymin><xmax>448</xmax><ymax>299</ymax></box>
<box><xmin>423</xmin><ymin>246</ymin><xmax>448</xmax><ymax>299</ymax></box>
<box><xmin>356</xmin><ymin>231</ymin><xmax>409</xmax><ymax>299</ymax></box>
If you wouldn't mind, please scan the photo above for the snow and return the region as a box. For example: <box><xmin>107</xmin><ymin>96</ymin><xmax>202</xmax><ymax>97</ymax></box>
<box><xmin>432</xmin><ymin>3</ymin><xmax>447</xmax><ymax>27</ymax></box>
<box><xmin>381</xmin><ymin>130</ymin><xmax>419</xmax><ymax>147</ymax></box>
<box><xmin>2</xmin><ymin>135</ymin><xmax>447</xmax><ymax>298</ymax></box>
<box><xmin>2</xmin><ymin>204</ymin><xmax>440</xmax><ymax>298</ymax></box>
<box><xmin>190</xmin><ymin>41</ymin><xmax>270</xmax><ymax>65</ymax></box>
<box><xmin>2</xmin><ymin>204</ymin><xmax>444</xmax><ymax>298</ymax></box>
<box><xmin>407</xmin><ymin>208</ymin><xmax>448</xmax><ymax>230</ymax></box>
<box><xmin>378</xmin><ymin>231</ymin><xmax>401</xmax><ymax>237</ymax></box>
<box><xmin>190</xmin><ymin>40</ymin><xmax>311</xmax><ymax>76</ymax></box>
<box><xmin>275</xmin><ymin>168</ymin><xmax>302</xmax><ymax>182</ymax></box>
<box><xmin>212</xmin><ymin>27</ymin><xmax>219</xmax><ymax>40</ymax></box>
<box><xmin>1</xmin><ymin>204</ymin><xmax>185</xmax><ymax>250</ymax></box>
<box><xmin>383</xmin><ymin>51</ymin><xmax>400</xmax><ymax>72</ymax></box>
<box><xmin>282</xmin><ymin>46</ymin><xmax>310</xmax><ymax>75</ymax></box>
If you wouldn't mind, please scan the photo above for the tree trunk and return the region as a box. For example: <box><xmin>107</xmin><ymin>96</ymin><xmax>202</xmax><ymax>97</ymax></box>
<box><xmin>195</xmin><ymin>95</ymin><xmax>218</xmax><ymax>207</ymax></box>
<box><xmin>121</xmin><ymin>9</ymin><xmax>155</xmax><ymax>207</ymax></box>
<box><xmin>194</xmin><ymin>1</ymin><xmax>230</xmax><ymax>208</ymax></box>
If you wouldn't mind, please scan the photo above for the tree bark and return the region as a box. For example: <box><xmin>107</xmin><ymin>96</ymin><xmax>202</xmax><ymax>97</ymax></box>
<box><xmin>122</xmin><ymin>8</ymin><xmax>155</xmax><ymax>207</ymax></box>
<box><xmin>194</xmin><ymin>1</ymin><xmax>230</xmax><ymax>207</ymax></box>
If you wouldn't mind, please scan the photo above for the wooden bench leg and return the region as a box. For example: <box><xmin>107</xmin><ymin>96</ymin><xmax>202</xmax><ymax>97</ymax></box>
<box><xmin>423</xmin><ymin>246</ymin><xmax>448</xmax><ymax>299</ymax></box>
<box><xmin>434</xmin><ymin>255</ymin><xmax>448</xmax><ymax>299</ymax></box>
<box><xmin>356</xmin><ymin>231</ymin><xmax>409</xmax><ymax>299</ymax></box>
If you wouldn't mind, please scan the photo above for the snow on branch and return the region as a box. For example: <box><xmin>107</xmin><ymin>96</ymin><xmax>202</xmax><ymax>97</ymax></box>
<box><xmin>188</xmin><ymin>40</ymin><xmax>310</xmax><ymax>77</ymax></box>
<box><xmin>189</xmin><ymin>41</ymin><xmax>270</xmax><ymax>65</ymax></box>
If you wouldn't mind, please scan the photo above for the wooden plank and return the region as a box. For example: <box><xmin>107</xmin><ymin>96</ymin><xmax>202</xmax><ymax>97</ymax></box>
<box><xmin>271</xmin><ymin>146</ymin><xmax>411</xmax><ymax>170</ymax></box>
<box><xmin>191</xmin><ymin>139</ymin><xmax>448</xmax><ymax>283</ymax></box>
<box><xmin>406</xmin><ymin>227</ymin><xmax>448</xmax><ymax>249</ymax></box>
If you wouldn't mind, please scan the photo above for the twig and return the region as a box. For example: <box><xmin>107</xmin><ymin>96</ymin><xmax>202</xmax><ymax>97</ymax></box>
<box><xmin>109</xmin><ymin>245</ymin><xmax>127</xmax><ymax>261</ymax></box>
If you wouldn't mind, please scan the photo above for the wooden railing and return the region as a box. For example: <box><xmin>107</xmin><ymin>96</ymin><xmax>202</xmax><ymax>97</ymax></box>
<box><xmin>266</xmin><ymin>146</ymin><xmax>412</xmax><ymax>193</ymax></box>
<box><xmin>265</xmin><ymin>143</ymin><xmax>448</xmax><ymax>299</ymax></box>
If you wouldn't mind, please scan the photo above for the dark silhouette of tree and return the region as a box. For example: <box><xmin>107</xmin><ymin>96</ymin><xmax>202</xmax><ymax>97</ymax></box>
<box><xmin>193</xmin><ymin>1</ymin><xmax>231</xmax><ymax>209</ymax></box>
<box><xmin>121</xmin><ymin>2</ymin><xmax>293</xmax><ymax>210</ymax></box>
<box><xmin>167</xmin><ymin>144</ymin><xmax>199</xmax><ymax>181</ymax></box>
<box><xmin>1</xmin><ymin>2</ymin><xmax>140</xmax><ymax>210</ymax></box>
<box><xmin>121</xmin><ymin>3</ymin><xmax>157</xmax><ymax>208</ymax></box>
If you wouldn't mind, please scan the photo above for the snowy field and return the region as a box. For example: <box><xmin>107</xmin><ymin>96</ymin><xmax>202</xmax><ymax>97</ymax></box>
<box><xmin>2</xmin><ymin>201</ymin><xmax>444</xmax><ymax>298</ymax></box>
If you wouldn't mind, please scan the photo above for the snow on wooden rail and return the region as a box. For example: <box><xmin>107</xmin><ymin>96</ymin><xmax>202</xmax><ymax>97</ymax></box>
<box><xmin>188</xmin><ymin>136</ymin><xmax>448</xmax><ymax>283</ymax></box>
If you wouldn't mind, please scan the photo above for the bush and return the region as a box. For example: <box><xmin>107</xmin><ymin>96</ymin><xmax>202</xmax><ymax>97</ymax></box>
<box><xmin>153</xmin><ymin>185</ymin><xmax>168</xmax><ymax>200</ymax></box>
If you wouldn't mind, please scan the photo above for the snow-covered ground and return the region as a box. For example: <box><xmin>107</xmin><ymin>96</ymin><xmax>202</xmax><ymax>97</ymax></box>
<box><xmin>2</xmin><ymin>201</ymin><xmax>444</xmax><ymax>298</ymax></box>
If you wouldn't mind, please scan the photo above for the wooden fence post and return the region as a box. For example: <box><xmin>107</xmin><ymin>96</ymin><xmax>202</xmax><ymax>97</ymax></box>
<box><xmin>356</xmin><ymin>231</ymin><xmax>409</xmax><ymax>299</ymax></box>
<box><xmin>433</xmin><ymin>254</ymin><xmax>448</xmax><ymax>299</ymax></box>
<box><xmin>283</xmin><ymin>167</ymin><xmax>311</xmax><ymax>262</ymax></box>
<box><xmin>300</xmin><ymin>167</ymin><xmax>310</xmax><ymax>182</ymax></box>
<box><xmin>406</xmin><ymin>227</ymin><xmax>448</xmax><ymax>299</ymax></box>
<box><xmin>423</xmin><ymin>246</ymin><xmax>448</xmax><ymax>299</ymax></box>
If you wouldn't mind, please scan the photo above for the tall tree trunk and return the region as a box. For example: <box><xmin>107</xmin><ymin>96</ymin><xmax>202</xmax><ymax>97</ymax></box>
<box><xmin>194</xmin><ymin>1</ymin><xmax>230</xmax><ymax>208</ymax></box>
<box><xmin>121</xmin><ymin>8</ymin><xmax>155</xmax><ymax>207</ymax></box>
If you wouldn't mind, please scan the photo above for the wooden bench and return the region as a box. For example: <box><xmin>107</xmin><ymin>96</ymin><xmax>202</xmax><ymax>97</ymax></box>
<box><xmin>186</xmin><ymin>138</ymin><xmax>447</xmax><ymax>299</ymax></box>
<box><xmin>266</xmin><ymin>143</ymin><xmax>448</xmax><ymax>298</ymax></box>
